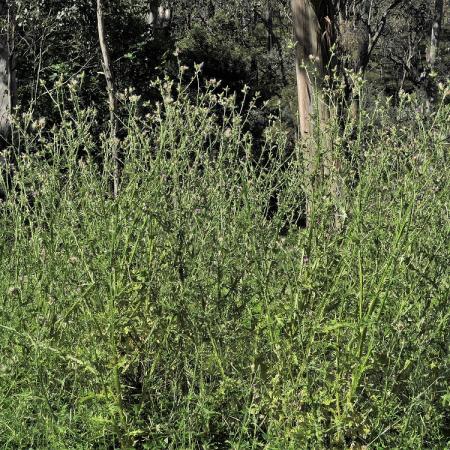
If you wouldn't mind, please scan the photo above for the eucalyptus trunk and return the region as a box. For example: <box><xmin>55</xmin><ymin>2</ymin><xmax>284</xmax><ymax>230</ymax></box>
<box><xmin>291</xmin><ymin>0</ymin><xmax>338</xmax><ymax>225</ymax></box>
<box><xmin>0</xmin><ymin>0</ymin><xmax>15</xmax><ymax>146</ymax></box>
<box><xmin>292</xmin><ymin>0</ymin><xmax>325</xmax><ymax>139</ymax></box>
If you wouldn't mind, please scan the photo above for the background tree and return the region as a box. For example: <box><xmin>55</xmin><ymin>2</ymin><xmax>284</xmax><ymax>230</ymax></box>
<box><xmin>424</xmin><ymin>0</ymin><xmax>445</xmax><ymax>109</ymax></box>
<box><xmin>291</xmin><ymin>0</ymin><xmax>339</xmax><ymax>225</ymax></box>
<box><xmin>3</xmin><ymin>0</ymin><xmax>448</xmax><ymax>137</ymax></box>
<box><xmin>0</xmin><ymin>0</ymin><xmax>15</xmax><ymax>145</ymax></box>
<box><xmin>376</xmin><ymin>1</ymin><xmax>431</xmax><ymax>96</ymax></box>
<box><xmin>97</xmin><ymin>0</ymin><xmax>119</xmax><ymax>197</ymax></box>
<box><xmin>334</xmin><ymin>0</ymin><xmax>408</xmax><ymax>117</ymax></box>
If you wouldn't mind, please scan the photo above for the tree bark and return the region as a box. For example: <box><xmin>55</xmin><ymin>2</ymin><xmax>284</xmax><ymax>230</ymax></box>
<box><xmin>425</xmin><ymin>0</ymin><xmax>444</xmax><ymax>110</ymax></box>
<box><xmin>292</xmin><ymin>0</ymin><xmax>336</xmax><ymax>224</ymax></box>
<box><xmin>0</xmin><ymin>26</ymin><xmax>10</xmax><ymax>142</ymax></box>
<box><xmin>428</xmin><ymin>0</ymin><xmax>444</xmax><ymax>68</ymax></box>
<box><xmin>97</xmin><ymin>0</ymin><xmax>119</xmax><ymax>198</ymax></box>
<box><xmin>0</xmin><ymin>0</ymin><xmax>15</xmax><ymax>146</ymax></box>
<box><xmin>292</xmin><ymin>0</ymin><xmax>327</xmax><ymax>137</ymax></box>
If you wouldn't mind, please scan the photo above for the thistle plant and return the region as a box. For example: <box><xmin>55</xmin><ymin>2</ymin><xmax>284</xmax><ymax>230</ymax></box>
<box><xmin>0</xmin><ymin>73</ymin><xmax>448</xmax><ymax>449</ymax></box>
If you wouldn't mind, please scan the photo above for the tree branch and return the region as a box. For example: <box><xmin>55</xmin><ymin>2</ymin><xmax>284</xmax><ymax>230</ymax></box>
<box><xmin>367</xmin><ymin>0</ymin><xmax>405</xmax><ymax>59</ymax></box>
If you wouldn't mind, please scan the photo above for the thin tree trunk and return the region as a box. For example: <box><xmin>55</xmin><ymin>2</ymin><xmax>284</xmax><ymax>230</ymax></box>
<box><xmin>6</xmin><ymin>0</ymin><xmax>15</xmax><ymax>120</ymax></box>
<box><xmin>425</xmin><ymin>0</ymin><xmax>444</xmax><ymax>110</ymax></box>
<box><xmin>266</xmin><ymin>0</ymin><xmax>273</xmax><ymax>52</ymax></box>
<box><xmin>147</xmin><ymin>1</ymin><xmax>172</xmax><ymax>37</ymax></box>
<box><xmin>7</xmin><ymin>45</ymin><xmax>15</xmax><ymax>121</ymax></box>
<box><xmin>149</xmin><ymin>0</ymin><xmax>160</xmax><ymax>29</ymax></box>
<box><xmin>97</xmin><ymin>0</ymin><xmax>119</xmax><ymax>198</ymax></box>
<box><xmin>428</xmin><ymin>0</ymin><xmax>444</xmax><ymax>68</ymax></box>
<box><xmin>0</xmin><ymin>45</ymin><xmax>8</xmax><ymax>142</ymax></box>
<box><xmin>0</xmin><ymin>0</ymin><xmax>15</xmax><ymax>146</ymax></box>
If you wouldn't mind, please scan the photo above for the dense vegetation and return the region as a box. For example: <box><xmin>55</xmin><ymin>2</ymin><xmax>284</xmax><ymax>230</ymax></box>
<box><xmin>0</xmin><ymin>0</ymin><xmax>449</xmax><ymax>449</ymax></box>
<box><xmin>1</xmin><ymin>76</ymin><xmax>449</xmax><ymax>448</ymax></box>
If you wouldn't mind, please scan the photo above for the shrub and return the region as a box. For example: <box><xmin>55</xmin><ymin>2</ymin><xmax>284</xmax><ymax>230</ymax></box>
<box><xmin>0</xmin><ymin>76</ymin><xmax>448</xmax><ymax>449</ymax></box>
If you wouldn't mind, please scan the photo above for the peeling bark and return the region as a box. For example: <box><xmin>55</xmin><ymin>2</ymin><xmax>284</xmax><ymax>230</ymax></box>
<box><xmin>292</xmin><ymin>0</ymin><xmax>338</xmax><ymax>224</ymax></box>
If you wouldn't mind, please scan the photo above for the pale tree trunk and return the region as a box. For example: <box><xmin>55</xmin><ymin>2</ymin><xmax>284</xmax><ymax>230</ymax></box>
<box><xmin>428</xmin><ymin>0</ymin><xmax>444</xmax><ymax>68</ymax></box>
<box><xmin>149</xmin><ymin>0</ymin><xmax>160</xmax><ymax>27</ymax></box>
<box><xmin>292</xmin><ymin>0</ymin><xmax>325</xmax><ymax>139</ymax></box>
<box><xmin>292</xmin><ymin>0</ymin><xmax>338</xmax><ymax>225</ymax></box>
<box><xmin>0</xmin><ymin>28</ymin><xmax>10</xmax><ymax>142</ymax></box>
<box><xmin>0</xmin><ymin>0</ymin><xmax>15</xmax><ymax>146</ymax></box>
<box><xmin>425</xmin><ymin>0</ymin><xmax>444</xmax><ymax>111</ymax></box>
<box><xmin>147</xmin><ymin>0</ymin><xmax>171</xmax><ymax>33</ymax></box>
<box><xmin>97</xmin><ymin>0</ymin><xmax>119</xmax><ymax>198</ymax></box>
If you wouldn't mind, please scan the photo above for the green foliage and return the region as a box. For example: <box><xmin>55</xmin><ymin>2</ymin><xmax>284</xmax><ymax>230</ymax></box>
<box><xmin>178</xmin><ymin>19</ymin><xmax>253</xmax><ymax>88</ymax></box>
<box><xmin>0</xmin><ymin>76</ymin><xmax>449</xmax><ymax>448</ymax></box>
<box><xmin>178</xmin><ymin>12</ymin><xmax>285</xmax><ymax>99</ymax></box>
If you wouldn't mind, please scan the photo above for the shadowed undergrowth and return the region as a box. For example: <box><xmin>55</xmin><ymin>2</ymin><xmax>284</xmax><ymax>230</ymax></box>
<box><xmin>0</xmin><ymin>78</ymin><xmax>449</xmax><ymax>449</ymax></box>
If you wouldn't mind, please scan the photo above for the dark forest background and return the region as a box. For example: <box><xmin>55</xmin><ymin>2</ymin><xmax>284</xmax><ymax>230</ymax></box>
<box><xmin>6</xmin><ymin>0</ymin><xmax>450</xmax><ymax>135</ymax></box>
